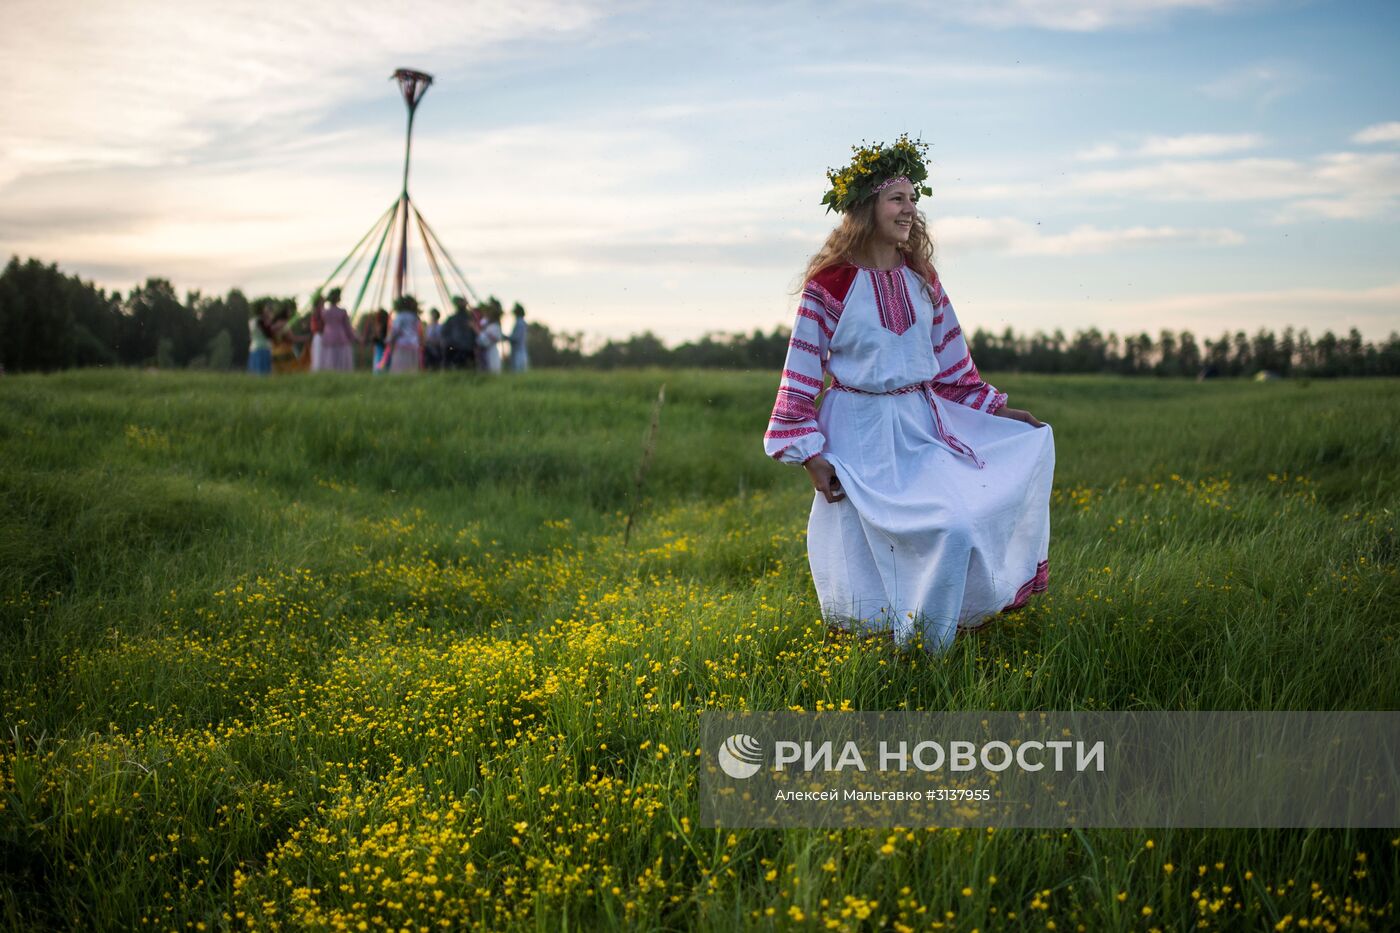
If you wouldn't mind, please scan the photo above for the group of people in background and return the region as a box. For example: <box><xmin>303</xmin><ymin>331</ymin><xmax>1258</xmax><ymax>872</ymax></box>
<box><xmin>249</xmin><ymin>288</ymin><xmax>529</xmax><ymax>375</ymax></box>
<box><xmin>247</xmin><ymin>303</ymin><xmax>313</xmax><ymax>375</ymax></box>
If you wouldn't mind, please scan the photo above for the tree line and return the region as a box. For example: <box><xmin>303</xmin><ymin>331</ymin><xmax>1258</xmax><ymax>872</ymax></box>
<box><xmin>4</xmin><ymin>255</ymin><xmax>1398</xmax><ymax>377</ymax></box>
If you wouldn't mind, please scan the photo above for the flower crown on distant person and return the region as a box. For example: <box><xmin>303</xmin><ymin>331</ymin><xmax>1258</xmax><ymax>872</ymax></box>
<box><xmin>821</xmin><ymin>134</ymin><xmax>933</xmax><ymax>214</ymax></box>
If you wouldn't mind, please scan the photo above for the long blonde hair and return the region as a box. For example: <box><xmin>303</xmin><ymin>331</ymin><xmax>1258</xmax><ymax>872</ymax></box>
<box><xmin>799</xmin><ymin>195</ymin><xmax>938</xmax><ymax>296</ymax></box>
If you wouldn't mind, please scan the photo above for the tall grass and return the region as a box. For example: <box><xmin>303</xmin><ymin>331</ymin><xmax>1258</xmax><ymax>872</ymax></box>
<box><xmin>1</xmin><ymin>368</ymin><xmax>1396</xmax><ymax>930</ymax></box>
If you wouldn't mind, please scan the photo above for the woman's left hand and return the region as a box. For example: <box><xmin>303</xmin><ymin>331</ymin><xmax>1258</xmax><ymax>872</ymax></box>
<box><xmin>995</xmin><ymin>407</ymin><xmax>1045</xmax><ymax>428</ymax></box>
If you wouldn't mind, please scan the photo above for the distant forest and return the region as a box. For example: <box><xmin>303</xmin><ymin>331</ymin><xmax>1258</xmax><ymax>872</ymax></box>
<box><xmin>3</xmin><ymin>255</ymin><xmax>1398</xmax><ymax>377</ymax></box>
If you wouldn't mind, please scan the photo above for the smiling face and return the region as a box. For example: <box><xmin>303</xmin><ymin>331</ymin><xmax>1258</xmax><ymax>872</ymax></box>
<box><xmin>872</xmin><ymin>178</ymin><xmax>918</xmax><ymax>247</ymax></box>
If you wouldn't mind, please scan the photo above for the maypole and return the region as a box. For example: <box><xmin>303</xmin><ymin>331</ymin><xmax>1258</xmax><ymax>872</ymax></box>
<box><xmin>309</xmin><ymin>67</ymin><xmax>482</xmax><ymax>323</ymax></box>
<box><xmin>392</xmin><ymin>69</ymin><xmax>432</xmax><ymax>304</ymax></box>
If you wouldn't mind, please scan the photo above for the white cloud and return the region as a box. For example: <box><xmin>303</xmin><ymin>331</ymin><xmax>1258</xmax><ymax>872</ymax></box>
<box><xmin>0</xmin><ymin>0</ymin><xmax>602</xmax><ymax>183</ymax></box>
<box><xmin>1074</xmin><ymin>143</ymin><xmax>1123</xmax><ymax>162</ymax></box>
<box><xmin>1138</xmin><ymin>133</ymin><xmax>1266</xmax><ymax>157</ymax></box>
<box><xmin>1075</xmin><ymin>133</ymin><xmax>1266</xmax><ymax>161</ymax></box>
<box><xmin>954</xmin><ymin>138</ymin><xmax>1400</xmax><ymax>221</ymax></box>
<box><xmin>1353</xmin><ymin>122</ymin><xmax>1400</xmax><ymax>145</ymax></box>
<box><xmin>1093</xmin><ymin>281</ymin><xmax>1400</xmax><ymax>314</ymax></box>
<box><xmin>1069</xmin><ymin>157</ymin><xmax>1318</xmax><ymax>199</ymax></box>
<box><xmin>938</xmin><ymin>0</ymin><xmax>1252</xmax><ymax>31</ymax></box>
<box><xmin>932</xmin><ymin>216</ymin><xmax>1243</xmax><ymax>255</ymax></box>
<box><xmin>1060</xmin><ymin>151</ymin><xmax>1400</xmax><ymax>220</ymax></box>
<box><xmin>1198</xmin><ymin>62</ymin><xmax>1308</xmax><ymax>106</ymax></box>
<box><xmin>1267</xmin><ymin>152</ymin><xmax>1400</xmax><ymax>221</ymax></box>
<box><xmin>935</xmin><ymin>180</ymin><xmax>1045</xmax><ymax>202</ymax></box>
<box><xmin>0</xmin><ymin>110</ymin><xmax>817</xmax><ymax>323</ymax></box>
<box><xmin>1022</xmin><ymin>224</ymin><xmax>1244</xmax><ymax>254</ymax></box>
<box><xmin>791</xmin><ymin>60</ymin><xmax>1064</xmax><ymax>84</ymax></box>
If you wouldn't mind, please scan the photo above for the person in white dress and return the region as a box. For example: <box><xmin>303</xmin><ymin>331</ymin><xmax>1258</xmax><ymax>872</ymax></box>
<box><xmin>508</xmin><ymin>304</ymin><xmax>529</xmax><ymax>372</ymax></box>
<box><xmin>383</xmin><ymin>295</ymin><xmax>423</xmax><ymax>373</ymax></box>
<box><xmin>477</xmin><ymin>308</ymin><xmax>504</xmax><ymax>374</ymax></box>
<box><xmin>763</xmin><ymin>135</ymin><xmax>1054</xmax><ymax>653</ymax></box>
<box><xmin>308</xmin><ymin>292</ymin><xmax>325</xmax><ymax>371</ymax></box>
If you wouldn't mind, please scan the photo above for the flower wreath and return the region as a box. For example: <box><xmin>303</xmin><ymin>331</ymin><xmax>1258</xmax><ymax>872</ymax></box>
<box><xmin>821</xmin><ymin>134</ymin><xmax>933</xmax><ymax>214</ymax></box>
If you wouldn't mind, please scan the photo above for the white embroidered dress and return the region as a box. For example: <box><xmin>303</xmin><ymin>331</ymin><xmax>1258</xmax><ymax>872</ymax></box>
<box><xmin>386</xmin><ymin>311</ymin><xmax>422</xmax><ymax>372</ymax></box>
<box><xmin>763</xmin><ymin>260</ymin><xmax>1054</xmax><ymax>651</ymax></box>
<box><xmin>478</xmin><ymin>322</ymin><xmax>504</xmax><ymax>374</ymax></box>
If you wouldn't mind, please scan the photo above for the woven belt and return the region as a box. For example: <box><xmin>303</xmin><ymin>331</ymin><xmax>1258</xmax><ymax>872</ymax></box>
<box><xmin>826</xmin><ymin>375</ymin><xmax>985</xmax><ymax>469</ymax></box>
<box><xmin>828</xmin><ymin>376</ymin><xmax>929</xmax><ymax>396</ymax></box>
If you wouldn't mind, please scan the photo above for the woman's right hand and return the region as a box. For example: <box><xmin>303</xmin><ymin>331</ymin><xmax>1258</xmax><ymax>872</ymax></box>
<box><xmin>994</xmin><ymin>406</ymin><xmax>1045</xmax><ymax>428</ymax></box>
<box><xmin>804</xmin><ymin>455</ymin><xmax>845</xmax><ymax>503</ymax></box>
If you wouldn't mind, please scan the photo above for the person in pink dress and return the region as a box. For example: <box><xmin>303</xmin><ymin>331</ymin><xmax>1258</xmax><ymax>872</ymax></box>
<box><xmin>315</xmin><ymin>287</ymin><xmax>359</xmax><ymax>371</ymax></box>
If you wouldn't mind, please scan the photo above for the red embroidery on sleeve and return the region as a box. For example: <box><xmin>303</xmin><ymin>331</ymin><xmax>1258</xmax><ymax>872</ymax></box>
<box><xmin>934</xmin><ymin>325</ymin><xmax>962</xmax><ymax>354</ymax></box>
<box><xmin>935</xmin><ymin>353</ymin><xmax>971</xmax><ymax>381</ymax></box>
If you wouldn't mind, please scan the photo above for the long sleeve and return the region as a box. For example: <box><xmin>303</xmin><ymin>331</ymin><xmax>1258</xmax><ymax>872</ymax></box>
<box><xmin>763</xmin><ymin>281</ymin><xmax>838</xmax><ymax>464</ymax></box>
<box><xmin>927</xmin><ymin>274</ymin><xmax>1007</xmax><ymax>414</ymax></box>
<box><xmin>334</xmin><ymin>312</ymin><xmax>353</xmax><ymax>345</ymax></box>
<box><xmin>388</xmin><ymin>314</ymin><xmax>410</xmax><ymax>345</ymax></box>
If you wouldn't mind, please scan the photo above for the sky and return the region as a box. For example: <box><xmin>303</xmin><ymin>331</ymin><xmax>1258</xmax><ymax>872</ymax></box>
<box><xmin>3</xmin><ymin>0</ymin><xmax>1399</xmax><ymax>344</ymax></box>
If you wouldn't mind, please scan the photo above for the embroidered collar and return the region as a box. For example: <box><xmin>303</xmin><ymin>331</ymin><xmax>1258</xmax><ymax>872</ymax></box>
<box><xmin>867</xmin><ymin>264</ymin><xmax>915</xmax><ymax>336</ymax></box>
<box><xmin>851</xmin><ymin>256</ymin><xmax>906</xmax><ymax>273</ymax></box>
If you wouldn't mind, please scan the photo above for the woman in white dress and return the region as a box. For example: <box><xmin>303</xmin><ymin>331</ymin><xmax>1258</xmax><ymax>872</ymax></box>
<box><xmin>383</xmin><ymin>295</ymin><xmax>423</xmax><ymax>373</ymax></box>
<box><xmin>763</xmin><ymin>136</ymin><xmax>1054</xmax><ymax>653</ymax></box>
<box><xmin>477</xmin><ymin>308</ymin><xmax>504</xmax><ymax>374</ymax></box>
<box><xmin>509</xmin><ymin>304</ymin><xmax>529</xmax><ymax>372</ymax></box>
<box><xmin>308</xmin><ymin>293</ymin><xmax>325</xmax><ymax>371</ymax></box>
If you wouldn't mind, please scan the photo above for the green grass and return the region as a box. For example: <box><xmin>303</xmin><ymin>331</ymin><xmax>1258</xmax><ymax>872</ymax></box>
<box><xmin>1</xmin><ymin>368</ymin><xmax>1397</xmax><ymax>931</ymax></box>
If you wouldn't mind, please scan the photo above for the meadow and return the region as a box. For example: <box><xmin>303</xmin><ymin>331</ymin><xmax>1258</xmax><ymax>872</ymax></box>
<box><xmin>1</xmin><ymin>368</ymin><xmax>1397</xmax><ymax>931</ymax></box>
